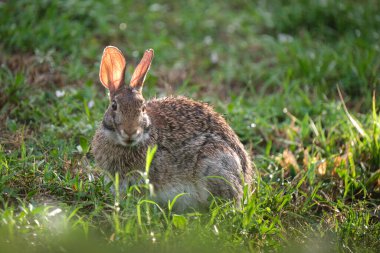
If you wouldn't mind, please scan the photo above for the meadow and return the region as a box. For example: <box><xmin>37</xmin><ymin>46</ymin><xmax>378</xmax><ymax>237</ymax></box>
<box><xmin>0</xmin><ymin>0</ymin><xmax>379</xmax><ymax>252</ymax></box>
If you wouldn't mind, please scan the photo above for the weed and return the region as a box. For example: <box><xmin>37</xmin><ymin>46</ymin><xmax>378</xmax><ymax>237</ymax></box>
<box><xmin>0</xmin><ymin>0</ymin><xmax>379</xmax><ymax>252</ymax></box>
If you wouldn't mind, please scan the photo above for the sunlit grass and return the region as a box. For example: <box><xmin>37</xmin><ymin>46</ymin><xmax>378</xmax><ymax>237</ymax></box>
<box><xmin>0</xmin><ymin>0</ymin><xmax>379</xmax><ymax>252</ymax></box>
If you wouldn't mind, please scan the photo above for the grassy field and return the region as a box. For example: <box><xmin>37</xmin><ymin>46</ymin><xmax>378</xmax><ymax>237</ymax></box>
<box><xmin>1</xmin><ymin>0</ymin><xmax>380</xmax><ymax>252</ymax></box>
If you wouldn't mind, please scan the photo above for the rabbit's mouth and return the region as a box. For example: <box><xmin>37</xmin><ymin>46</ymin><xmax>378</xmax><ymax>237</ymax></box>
<box><xmin>121</xmin><ymin>137</ymin><xmax>134</xmax><ymax>146</ymax></box>
<box><xmin>102</xmin><ymin>123</ymin><xmax>150</xmax><ymax>147</ymax></box>
<box><xmin>116</xmin><ymin>129</ymin><xmax>150</xmax><ymax>147</ymax></box>
<box><xmin>112</xmin><ymin>133</ymin><xmax>138</xmax><ymax>147</ymax></box>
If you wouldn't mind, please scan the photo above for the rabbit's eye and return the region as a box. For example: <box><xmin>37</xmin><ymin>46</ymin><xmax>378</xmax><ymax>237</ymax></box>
<box><xmin>111</xmin><ymin>100</ymin><xmax>117</xmax><ymax>110</ymax></box>
<box><xmin>141</xmin><ymin>105</ymin><xmax>146</xmax><ymax>112</ymax></box>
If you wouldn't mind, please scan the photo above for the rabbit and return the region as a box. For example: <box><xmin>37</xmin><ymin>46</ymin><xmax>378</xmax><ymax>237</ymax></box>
<box><xmin>92</xmin><ymin>46</ymin><xmax>253</xmax><ymax>211</ymax></box>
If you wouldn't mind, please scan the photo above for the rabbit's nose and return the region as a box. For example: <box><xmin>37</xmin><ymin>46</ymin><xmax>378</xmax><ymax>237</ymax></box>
<box><xmin>120</xmin><ymin>129</ymin><xmax>137</xmax><ymax>139</ymax></box>
<box><xmin>127</xmin><ymin>129</ymin><xmax>138</xmax><ymax>137</ymax></box>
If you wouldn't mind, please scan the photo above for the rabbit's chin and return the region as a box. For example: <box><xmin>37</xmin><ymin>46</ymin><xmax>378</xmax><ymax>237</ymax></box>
<box><xmin>104</xmin><ymin>128</ymin><xmax>150</xmax><ymax>147</ymax></box>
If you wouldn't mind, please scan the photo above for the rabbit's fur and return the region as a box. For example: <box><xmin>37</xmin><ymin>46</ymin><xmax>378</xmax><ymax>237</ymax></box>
<box><xmin>92</xmin><ymin>46</ymin><xmax>252</xmax><ymax>211</ymax></box>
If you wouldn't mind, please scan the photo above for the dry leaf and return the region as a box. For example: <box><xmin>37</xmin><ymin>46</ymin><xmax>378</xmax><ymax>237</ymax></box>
<box><xmin>109</xmin><ymin>233</ymin><xmax>115</xmax><ymax>242</ymax></box>
<box><xmin>303</xmin><ymin>148</ymin><xmax>309</xmax><ymax>169</ymax></box>
<box><xmin>317</xmin><ymin>160</ymin><xmax>327</xmax><ymax>176</ymax></box>
<box><xmin>277</xmin><ymin>149</ymin><xmax>300</xmax><ymax>173</ymax></box>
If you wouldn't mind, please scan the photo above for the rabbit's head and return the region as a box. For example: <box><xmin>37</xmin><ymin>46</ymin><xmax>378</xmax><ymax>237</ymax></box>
<box><xmin>99</xmin><ymin>46</ymin><xmax>154</xmax><ymax>146</ymax></box>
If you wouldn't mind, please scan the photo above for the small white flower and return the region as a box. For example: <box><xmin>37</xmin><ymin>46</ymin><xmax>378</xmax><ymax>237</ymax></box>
<box><xmin>76</xmin><ymin>145</ymin><xmax>83</xmax><ymax>153</ymax></box>
<box><xmin>55</xmin><ymin>90</ymin><xmax>65</xmax><ymax>98</ymax></box>
<box><xmin>210</xmin><ymin>52</ymin><xmax>219</xmax><ymax>63</ymax></box>
<box><xmin>88</xmin><ymin>100</ymin><xmax>94</xmax><ymax>108</ymax></box>
<box><xmin>119</xmin><ymin>23</ymin><xmax>127</xmax><ymax>30</ymax></box>
<box><xmin>203</xmin><ymin>36</ymin><xmax>213</xmax><ymax>45</ymax></box>
<box><xmin>149</xmin><ymin>3</ymin><xmax>163</xmax><ymax>12</ymax></box>
<box><xmin>278</xmin><ymin>33</ymin><xmax>293</xmax><ymax>43</ymax></box>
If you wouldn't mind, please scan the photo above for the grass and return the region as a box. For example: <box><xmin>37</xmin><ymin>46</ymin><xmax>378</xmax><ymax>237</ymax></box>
<box><xmin>0</xmin><ymin>0</ymin><xmax>380</xmax><ymax>252</ymax></box>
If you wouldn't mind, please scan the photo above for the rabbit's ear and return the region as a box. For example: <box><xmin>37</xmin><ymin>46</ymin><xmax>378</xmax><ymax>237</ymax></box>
<box><xmin>99</xmin><ymin>46</ymin><xmax>126</xmax><ymax>93</ymax></box>
<box><xmin>129</xmin><ymin>49</ymin><xmax>154</xmax><ymax>92</ymax></box>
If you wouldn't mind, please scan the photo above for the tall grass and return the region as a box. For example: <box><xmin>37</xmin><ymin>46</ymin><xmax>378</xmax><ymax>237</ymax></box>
<box><xmin>0</xmin><ymin>0</ymin><xmax>379</xmax><ymax>252</ymax></box>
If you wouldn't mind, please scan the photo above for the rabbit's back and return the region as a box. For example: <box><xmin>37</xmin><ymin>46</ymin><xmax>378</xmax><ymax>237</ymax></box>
<box><xmin>145</xmin><ymin>97</ymin><xmax>252</xmax><ymax>206</ymax></box>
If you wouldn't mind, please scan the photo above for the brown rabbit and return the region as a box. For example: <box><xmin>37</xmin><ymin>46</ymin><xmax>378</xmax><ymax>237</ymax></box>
<box><xmin>92</xmin><ymin>46</ymin><xmax>253</xmax><ymax>211</ymax></box>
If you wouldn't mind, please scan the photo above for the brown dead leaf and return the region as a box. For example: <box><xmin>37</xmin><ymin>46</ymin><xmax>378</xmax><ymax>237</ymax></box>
<box><xmin>331</xmin><ymin>154</ymin><xmax>349</xmax><ymax>176</ymax></box>
<box><xmin>317</xmin><ymin>160</ymin><xmax>327</xmax><ymax>176</ymax></box>
<box><xmin>277</xmin><ymin>149</ymin><xmax>300</xmax><ymax>173</ymax></box>
<box><xmin>109</xmin><ymin>233</ymin><xmax>115</xmax><ymax>242</ymax></box>
<box><xmin>376</xmin><ymin>178</ymin><xmax>380</xmax><ymax>192</ymax></box>
<box><xmin>303</xmin><ymin>148</ymin><xmax>309</xmax><ymax>169</ymax></box>
<box><xmin>0</xmin><ymin>53</ymin><xmax>65</xmax><ymax>88</ymax></box>
<box><xmin>0</xmin><ymin>127</ymin><xmax>31</xmax><ymax>150</ymax></box>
